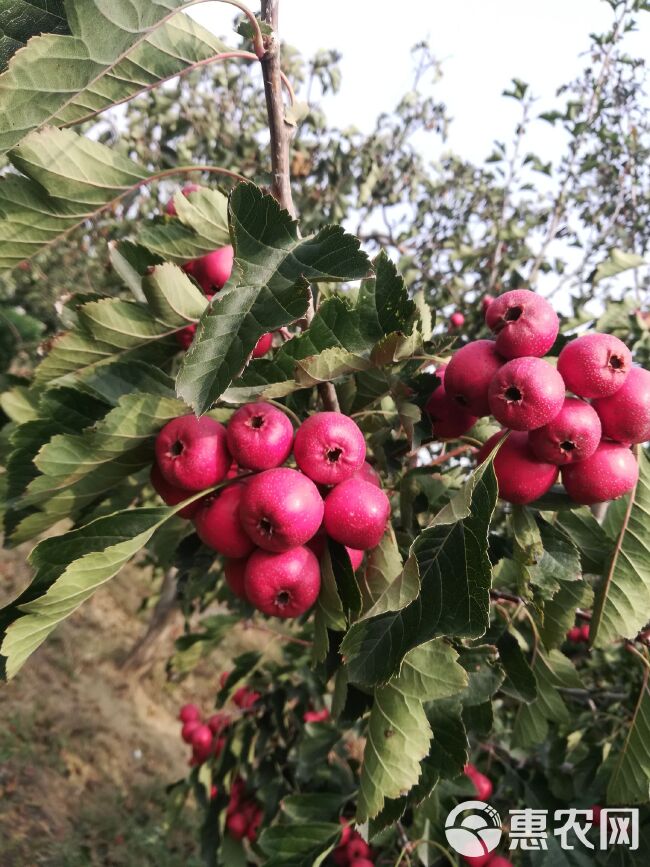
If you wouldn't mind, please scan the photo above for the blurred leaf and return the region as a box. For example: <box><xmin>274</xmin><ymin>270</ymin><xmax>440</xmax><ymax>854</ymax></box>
<box><xmin>593</xmin><ymin>249</ymin><xmax>647</xmax><ymax>284</ymax></box>
<box><xmin>259</xmin><ymin>822</ymin><xmax>340</xmax><ymax>867</ymax></box>
<box><xmin>607</xmin><ymin>676</ymin><xmax>650</xmax><ymax>804</ymax></box>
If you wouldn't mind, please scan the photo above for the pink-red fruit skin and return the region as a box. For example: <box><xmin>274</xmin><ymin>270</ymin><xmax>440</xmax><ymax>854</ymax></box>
<box><xmin>593</xmin><ymin>366</ymin><xmax>650</xmax><ymax>444</ymax></box>
<box><xmin>194</xmin><ymin>484</ymin><xmax>253</xmax><ymax>558</ymax></box>
<box><xmin>477</xmin><ymin>431</ymin><xmax>559</xmax><ymax>504</ymax></box>
<box><xmin>485</xmin><ymin>288</ymin><xmax>559</xmax><ymax>358</ymax></box>
<box><xmin>224</xmin><ymin>558</ymin><xmax>248</xmax><ymax>600</ymax></box>
<box><xmin>464</xmin><ymin>763</ymin><xmax>493</xmax><ymax>800</ymax></box>
<box><xmin>179</xmin><ymin>703</ymin><xmax>201</xmax><ymax>723</ymax></box>
<box><xmin>294</xmin><ymin>412</ymin><xmax>366</xmax><ymax>485</ymax></box>
<box><xmin>562</xmin><ymin>442</ymin><xmax>638</xmax><ymax>505</ymax></box>
<box><xmin>450</xmin><ymin>311</ymin><xmax>465</xmax><ymax>328</ymax></box>
<box><xmin>324</xmin><ymin>478</ymin><xmax>390</xmax><ymax>549</ymax></box>
<box><xmin>528</xmin><ymin>397</ymin><xmax>601</xmax><ymax>465</ymax></box>
<box><xmin>444</xmin><ymin>340</ymin><xmax>503</xmax><ymax>417</ymax></box>
<box><xmin>150</xmin><ymin>464</ymin><xmax>200</xmax><ymax>519</ymax></box>
<box><xmin>244</xmin><ymin>546</ymin><xmax>321</xmax><ymax>618</ymax></box>
<box><xmin>239</xmin><ymin>467</ymin><xmax>324</xmax><ymax>552</ymax></box>
<box><xmin>226</xmin><ymin>402</ymin><xmax>294</xmax><ymax>471</ymax></box>
<box><xmin>155</xmin><ymin>416</ymin><xmax>230</xmax><ymax>491</ymax></box>
<box><xmin>165</xmin><ymin>183</ymin><xmax>202</xmax><ymax>216</ymax></box>
<box><xmin>353</xmin><ymin>461</ymin><xmax>382</xmax><ymax>488</ymax></box>
<box><xmin>425</xmin><ymin>366</ymin><xmax>478</xmax><ymax>439</ymax></box>
<box><xmin>557</xmin><ymin>332</ymin><xmax>632</xmax><ymax>399</ymax></box>
<box><xmin>487</xmin><ymin>859</ymin><xmax>514</xmax><ymax>867</ymax></box>
<box><xmin>252</xmin><ymin>332</ymin><xmax>273</xmax><ymax>358</ymax></box>
<box><xmin>463</xmin><ymin>854</ymin><xmax>492</xmax><ymax>867</ymax></box>
<box><xmin>488</xmin><ymin>356</ymin><xmax>565</xmax><ymax>431</ymax></box>
<box><xmin>191</xmin><ymin>245</ymin><xmax>234</xmax><ymax>294</ymax></box>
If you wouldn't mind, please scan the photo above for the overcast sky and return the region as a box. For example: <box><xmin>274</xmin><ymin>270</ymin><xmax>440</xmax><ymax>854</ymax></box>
<box><xmin>188</xmin><ymin>0</ymin><xmax>649</xmax><ymax>165</ymax></box>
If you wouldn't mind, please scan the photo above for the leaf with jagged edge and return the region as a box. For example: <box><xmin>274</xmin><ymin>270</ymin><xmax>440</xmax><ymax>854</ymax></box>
<box><xmin>340</xmin><ymin>458</ymin><xmax>498</xmax><ymax>686</ymax></box>
<box><xmin>538</xmin><ymin>579</ymin><xmax>593</xmax><ymax>650</ymax></box>
<box><xmin>0</xmin><ymin>498</ymin><xmax>206</xmax><ymax>679</ymax></box>
<box><xmin>591</xmin><ymin>448</ymin><xmax>650</xmax><ymax>647</ymax></box>
<box><xmin>607</xmin><ymin>675</ymin><xmax>650</xmax><ymax>804</ymax></box>
<box><xmin>34</xmin><ymin>262</ymin><xmax>205</xmax><ymax>386</ymax></box>
<box><xmin>357</xmin><ymin>640</ymin><xmax>467</xmax><ymax>822</ymax></box>
<box><xmin>357</xmin><ymin>526</ymin><xmax>419</xmax><ymax>617</ymax></box>
<box><xmin>0</xmin><ymin>126</ymin><xmax>232</xmax><ymax>273</ymax></box>
<box><xmin>176</xmin><ymin>184</ymin><xmax>371</xmax><ymax>414</ymax></box>
<box><xmin>0</xmin><ymin>1</ymin><xmax>68</xmax><ymax>72</ymax></box>
<box><xmin>357</xmin><ymin>250</ymin><xmax>416</xmax><ymax>342</ymax></box>
<box><xmin>0</xmin><ymin>1</ymin><xmax>225</xmax><ymax>155</ymax></box>
<box><xmin>259</xmin><ymin>822</ymin><xmax>340</xmax><ymax>867</ymax></box>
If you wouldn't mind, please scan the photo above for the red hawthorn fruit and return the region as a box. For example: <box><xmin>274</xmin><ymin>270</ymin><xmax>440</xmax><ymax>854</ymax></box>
<box><xmin>580</xmin><ymin>624</ymin><xmax>590</xmax><ymax>642</ymax></box>
<box><xmin>181</xmin><ymin>720</ymin><xmax>201</xmax><ymax>744</ymax></box>
<box><xmin>592</xmin><ymin>366</ymin><xmax>650</xmax><ymax>444</ymax></box>
<box><xmin>324</xmin><ymin>478</ymin><xmax>390</xmax><ymax>550</ymax></box>
<box><xmin>226</xmin><ymin>811</ymin><xmax>248</xmax><ymax>840</ymax></box>
<box><xmin>339</xmin><ymin>818</ymin><xmax>352</xmax><ymax>847</ymax></box>
<box><xmin>450</xmin><ymin>311</ymin><xmax>465</xmax><ymax>328</ymax></box>
<box><xmin>562</xmin><ymin>442</ymin><xmax>639</xmax><ymax>504</ymax></box>
<box><xmin>485</xmin><ymin>288</ymin><xmax>559</xmax><ymax>358</ymax></box>
<box><xmin>528</xmin><ymin>397</ymin><xmax>602</xmax><ymax>465</ymax></box>
<box><xmin>444</xmin><ymin>339</ymin><xmax>504</xmax><ymax>417</ymax></box>
<box><xmin>165</xmin><ymin>182</ymin><xmax>202</xmax><ymax>216</ymax></box>
<box><xmin>488</xmin><ymin>356</ymin><xmax>565</xmax><ymax>431</ymax></box>
<box><xmin>566</xmin><ymin>626</ymin><xmax>582</xmax><ymax>643</ymax></box>
<box><xmin>175</xmin><ymin>323</ymin><xmax>197</xmax><ymax>350</ymax></box>
<box><xmin>226</xmin><ymin>402</ymin><xmax>294</xmax><ymax>471</ymax></box>
<box><xmin>252</xmin><ymin>332</ymin><xmax>274</xmax><ymax>357</ymax></box>
<box><xmin>294</xmin><ymin>412</ymin><xmax>366</xmax><ymax>485</ymax></box>
<box><xmin>178</xmin><ymin>703</ymin><xmax>201</xmax><ymax>723</ymax></box>
<box><xmin>155</xmin><ymin>415</ymin><xmax>230</xmax><ymax>491</ymax></box>
<box><xmin>346</xmin><ymin>836</ymin><xmax>371</xmax><ymax>860</ymax></box>
<box><xmin>224</xmin><ymin>558</ymin><xmax>249</xmax><ymax>600</ymax></box>
<box><xmin>207</xmin><ymin>712</ymin><xmax>231</xmax><ymax>734</ymax></box>
<box><xmin>477</xmin><ymin>430</ymin><xmax>559</xmax><ymax>504</ymax></box>
<box><xmin>233</xmin><ymin>687</ymin><xmax>261</xmax><ymax>710</ymax></box>
<box><xmin>463</xmin><ymin>853</ymin><xmax>493</xmax><ymax>867</ymax></box>
<box><xmin>150</xmin><ymin>464</ymin><xmax>201</xmax><ymax>519</ymax></box>
<box><xmin>244</xmin><ymin>546</ymin><xmax>321</xmax><ymax>618</ymax></box>
<box><xmin>425</xmin><ymin>365</ymin><xmax>478</xmax><ymax>439</ymax></box>
<box><xmin>464</xmin><ymin>763</ymin><xmax>493</xmax><ymax>800</ymax></box>
<box><xmin>557</xmin><ymin>332</ymin><xmax>632</xmax><ymax>399</ymax></box>
<box><xmin>303</xmin><ymin>708</ymin><xmax>330</xmax><ymax>723</ymax></box>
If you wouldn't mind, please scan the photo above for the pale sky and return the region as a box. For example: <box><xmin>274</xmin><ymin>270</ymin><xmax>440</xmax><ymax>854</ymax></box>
<box><xmin>188</xmin><ymin>0</ymin><xmax>649</xmax><ymax>165</ymax></box>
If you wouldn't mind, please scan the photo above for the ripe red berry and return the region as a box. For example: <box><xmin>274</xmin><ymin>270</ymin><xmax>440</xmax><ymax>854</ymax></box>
<box><xmin>165</xmin><ymin>182</ymin><xmax>202</xmax><ymax>216</ymax></box>
<box><xmin>226</xmin><ymin>402</ymin><xmax>294</xmax><ymax>471</ymax></box>
<box><xmin>464</xmin><ymin>763</ymin><xmax>493</xmax><ymax>800</ymax></box>
<box><xmin>485</xmin><ymin>288</ymin><xmax>559</xmax><ymax>358</ymax></box>
<box><xmin>463</xmin><ymin>853</ymin><xmax>493</xmax><ymax>867</ymax></box>
<box><xmin>592</xmin><ymin>366</ymin><xmax>650</xmax><ymax>444</ymax></box>
<box><xmin>207</xmin><ymin>712</ymin><xmax>231</xmax><ymax>734</ymax></box>
<box><xmin>150</xmin><ymin>464</ymin><xmax>201</xmax><ymax>519</ymax></box>
<box><xmin>444</xmin><ymin>340</ymin><xmax>504</xmax><ymax>417</ymax></box>
<box><xmin>481</xmin><ymin>294</ymin><xmax>495</xmax><ymax>313</ymax></box>
<box><xmin>303</xmin><ymin>709</ymin><xmax>330</xmax><ymax>723</ymax></box>
<box><xmin>294</xmin><ymin>412</ymin><xmax>366</xmax><ymax>485</ymax></box>
<box><xmin>179</xmin><ymin>703</ymin><xmax>201</xmax><ymax>723</ymax></box>
<box><xmin>566</xmin><ymin>626</ymin><xmax>582</xmax><ymax>643</ymax></box>
<box><xmin>239</xmin><ymin>467</ymin><xmax>324</xmax><ymax>552</ymax></box>
<box><xmin>155</xmin><ymin>416</ymin><xmax>230</xmax><ymax>491</ymax></box>
<box><xmin>233</xmin><ymin>687</ymin><xmax>260</xmax><ymax>709</ymax></box>
<box><xmin>191</xmin><ymin>724</ymin><xmax>213</xmax><ymax>751</ymax></box>
<box><xmin>425</xmin><ymin>366</ymin><xmax>478</xmax><ymax>439</ymax></box>
<box><xmin>557</xmin><ymin>333</ymin><xmax>632</xmax><ymax>399</ymax></box>
<box><xmin>339</xmin><ymin>818</ymin><xmax>352</xmax><ymax>847</ymax></box>
<box><xmin>244</xmin><ymin>546</ymin><xmax>321</xmax><ymax>618</ymax></box>
<box><xmin>528</xmin><ymin>397</ymin><xmax>601</xmax><ymax>464</ymax></box>
<box><xmin>246</xmin><ymin>807</ymin><xmax>263</xmax><ymax>841</ymax></box>
<box><xmin>352</xmin><ymin>461</ymin><xmax>382</xmax><ymax>488</ymax></box>
<box><xmin>487</xmin><ymin>858</ymin><xmax>514</xmax><ymax>867</ymax></box>
<box><xmin>175</xmin><ymin>323</ymin><xmax>197</xmax><ymax>350</ymax></box>
<box><xmin>580</xmin><ymin>624</ymin><xmax>590</xmax><ymax>642</ymax></box>
<box><xmin>563</xmin><ymin>442</ymin><xmax>638</xmax><ymax>504</ymax></box>
<box><xmin>181</xmin><ymin>720</ymin><xmax>201</xmax><ymax>743</ymax></box>
<box><xmin>489</xmin><ymin>357</ymin><xmax>565</xmax><ymax>431</ymax></box>
<box><xmin>347</xmin><ymin>547</ymin><xmax>364</xmax><ymax>571</ymax></box>
<box><xmin>450</xmin><ymin>311</ymin><xmax>465</xmax><ymax>328</ymax></box>
<box><xmin>190</xmin><ymin>245</ymin><xmax>234</xmax><ymax>294</ymax></box>
<box><xmin>349</xmin><ymin>859</ymin><xmax>375</xmax><ymax>867</ymax></box>
<box><xmin>194</xmin><ymin>483</ymin><xmax>254</xmax><ymax>559</ymax></box>
<box><xmin>226</xmin><ymin>811</ymin><xmax>248</xmax><ymax>840</ymax></box>
<box><xmin>324</xmin><ymin>478</ymin><xmax>391</xmax><ymax>550</ymax></box>
<box><xmin>224</xmin><ymin>558</ymin><xmax>248</xmax><ymax>600</ymax></box>
<box><xmin>252</xmin><ymin>332</ymin><xmax>274</xmax><ymax>357</ymax></box>
<box><xmin>346</xmin><ymin>836</ymin><xmax>371</xmax><ymax>860</ymax></box>
<box><xmin>477</xmin><ymin>431</ymin><xmax>559</xmax><ymax>504</ymax></box>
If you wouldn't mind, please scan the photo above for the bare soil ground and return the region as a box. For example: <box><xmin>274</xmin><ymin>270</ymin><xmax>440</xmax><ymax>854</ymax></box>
<box><xmin>0</xmin><ymin>542</ymin><xmax>262</xmax><ymax>866</ymax></box>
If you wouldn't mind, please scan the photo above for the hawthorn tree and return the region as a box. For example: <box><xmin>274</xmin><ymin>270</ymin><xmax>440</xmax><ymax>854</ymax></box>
<box><xmin>1</xmin><ymin>1</ymin><xmax>650</xmax><ymax>867</ymax></box>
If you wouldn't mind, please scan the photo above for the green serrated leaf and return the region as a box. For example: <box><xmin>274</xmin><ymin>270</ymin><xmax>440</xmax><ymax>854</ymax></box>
<box><xmin>593</xmin><ymin>249</ymin><xmax>647</xmax><ymax>284</ymax></box>
<box><xmin>607</xmin><ymin>676</ymin><xmax>650</xmax><ymax>804</ymax></box>
<box><xmin>259</xmin><ymin>822</ymin><xmax>340</xmax><ymax>867</ymax></box>
<box><xmin>591</xmin><ymin>448</ymin><xmax>650</xmax><ymax>647</ymax></box>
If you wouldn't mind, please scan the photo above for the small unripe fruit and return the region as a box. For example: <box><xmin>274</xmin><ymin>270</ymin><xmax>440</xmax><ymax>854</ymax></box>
<box><xmin>155</xmin><ymin>416</ymin><xmax>230</xmax><ymax>491</ymax></box>
<box><xmin>191</xmin><ymin>245</ymin><xmax>234</xmax><ymax>294</ymax></box>
<box><xmin>352</xmin><ymin>461</ymin><xmax>382</xmax><ymax>488</ymax></box>
<box><xmin>252</xmin><ymin>332</ymin><xmax>273</xmax><ymax>357</ymax></box>
<box><xmin>488</xmin><ymin>357</ymin><xmax>565</xmax><ymax>431</ymax></box>
<box><xmin>557</xmin><ymin>332</ymin><xmax>632</xmax><ymax>399</ymax></box>
<box><xmin>294</xmin><ymin>412</ymin><xmax>366</xmax><ymax>485</ymax></box>
<box><xmin>239</xmin><ymin>468</ymin><xmax>324</xmax><ymax>552</ymax></box>
<box><xmin>444</xmin><ymin>340</ymin><xmax>504</xmax><ymax>417</ymax></box>
<box><xmin>593</xmin><ymin>366</ymin><xmax>650</xmax><ymax>444</ymax></box>
<box><xmin>528</xmin><ymin>397</ymin><xmax>601</xmax><ymax>464</ymax></box>
<box><xmin>425</xmin><ymin>366</ymin><xmax>478</xmax><ymax>439</ymax></box>
<box><xmin>179</xmin><ymin>703</ymin><xmax>201</xmax><ymax>723</ymax></box>
<box><xmin>477</xmin><ymin>431</ymin><xmax>559</xmax><ymax>504</ymax></box>
<box><xmin>324</xmin><ymin>479</ymin><xmax>390</xmax><ymax>549</ymax></box>
<box><xmin>224</xmin><ymin>558</ymin><xmax>248</xmax><ymax>600</ymax></box>
<box><xmin>485</xmin><ymin>288</ymin><xmax>559</xmax><ymax>358</ymax></box>
<box><xmin>244</xmin><ymin>546</ymin><xmax>321</xmax><ymax>618</ymax></box>
<box><xmin>165</xmin><ymin>182</ymin><xmax>202</xmax><ymax>216</ymax></box>
<box><xmin>464</xmin><ymin>763</ymin><xmax>493</xmax><ymax>800</ymax></box>
<box><xmin>181</xmin><ymin>720</ymin><xmax>201</xmax><ymax>743</ymax></box>
<box><xmin>450</xmin><ymin>311</ymin><xmax>465</xmax><ymax>328</ymax></box>
<box><xmin>194</xmin><ymin>484</ymin><xmax>253</xmax><ymax>558</ymax></box>
<box><xmin>150</xmin><ymin>464</ymin><xmax>200</xmax><ymax>519</ymax></box>
<box><xmin>562</xmin><ymin>442</ymin><xmax>638</xmax><ymax>505</ymax></box>
<box><xmin>226</xmin><ymin>402</ymin><xmax>294</xmax><ymax>471</ymax></box>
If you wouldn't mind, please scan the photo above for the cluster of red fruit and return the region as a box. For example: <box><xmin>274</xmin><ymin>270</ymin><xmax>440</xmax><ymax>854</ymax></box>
<box><xmin>166</xmin><ymin>184</ymin><xmax>272</xmax><ymax>358</ymax></box>
<box><xmin>427</xmin><ymin>289</ymin><xmax>649</xmax><ymax>505</ymax></box>
<box><xmin>151</xmin><ymin>408</ymin><xmax>390</xmax><ymax>618</ymax></box>
<box><xmin>333</xmin><ymin>819</ymin><xmax>375</xmax><ymax>867</ymax></box>
<box><xmin>462</xmin><ymin>765</ymin><xmax>513</xmax><ymax>867</ymax></box>
<box><xmin>567</xmin><ymin>623</ymin><xmax>591</xmax><ymax>644</ymax></box>
<box><xmin>178</xmin><ymin>702</ymin><xmax>231</xmax><ymax>766</ymax></box>
<box><xmin>224</xmin><ymin>778</ymin><xmax>263</xmax><ymax>843</ymax></box>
